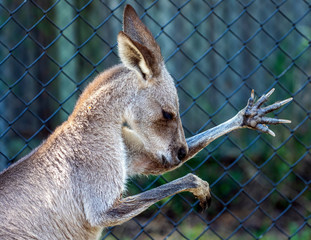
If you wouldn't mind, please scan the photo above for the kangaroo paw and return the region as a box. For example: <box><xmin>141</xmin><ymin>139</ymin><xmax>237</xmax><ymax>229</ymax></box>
<box><xmin>241</xmin><ymin>89</ymin><xmax>292</xmax><ymax>136</ymax></box>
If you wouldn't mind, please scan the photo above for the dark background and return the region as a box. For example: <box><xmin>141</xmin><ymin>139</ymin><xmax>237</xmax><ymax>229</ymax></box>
<box><xmin>0</xmin><ymin>0</ymin><xmax>310</xmax><ymax>239</ymax></box>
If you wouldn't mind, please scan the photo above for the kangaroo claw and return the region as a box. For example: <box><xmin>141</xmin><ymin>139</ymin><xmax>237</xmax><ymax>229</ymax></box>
<box><xmin>199</xmin><ymin>195</ymin><xmax>212</xmax><ymax>211</ymax></box>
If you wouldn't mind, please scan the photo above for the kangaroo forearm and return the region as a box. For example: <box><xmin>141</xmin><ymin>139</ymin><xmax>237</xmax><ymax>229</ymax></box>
<box><xmin>185</xmin><ymin>113</ymin><xmax>243</xmax><ymax>161</ymax></box>
<box><xmin>184</xmin><ymin>90</ymin><xmax>292</xmax><ymax>162</ymax></box>
<box><xmin>101</xmin><ymin>173</ymin><xmax>210</xmax><ymax>227</ymax></box>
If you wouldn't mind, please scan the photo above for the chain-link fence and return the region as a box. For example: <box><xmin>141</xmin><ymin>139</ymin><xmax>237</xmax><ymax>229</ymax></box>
<box><xmin>0</xmin><ymin>0</ymin><xmax>310</xmax><ymax>239</ymax></box>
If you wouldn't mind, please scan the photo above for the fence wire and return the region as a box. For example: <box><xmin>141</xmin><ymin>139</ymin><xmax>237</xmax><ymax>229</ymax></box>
<box><xmin>0</xmin><ymin>0</ymin><xmax>310</xmax><ymax>239</ymax></box>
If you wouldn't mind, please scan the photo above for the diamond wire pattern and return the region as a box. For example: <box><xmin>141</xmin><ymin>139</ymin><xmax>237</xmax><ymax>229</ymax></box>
<box><xmin>0</xmin><ymin>0</ymin><xmax>310</xmax><ymax>239</ymax></box>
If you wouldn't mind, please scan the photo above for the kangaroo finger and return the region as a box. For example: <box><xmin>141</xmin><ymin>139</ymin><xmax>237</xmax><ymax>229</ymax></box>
<box><xmin>254</xmin><ymin>88</ymin><xmax>275</xmax><ymax>108</ymax></box>
<box><xmin>260</xmin><ymin>117</ymin><xmax>291</xmax><ymax>125</ymax></box>
<box><xmin>262</xmin><ymin>97</ymin><xmax>293</xmax><ymax>114</ymax></box>
<box><xmin>247</xmin><ymin>89</ymin><xmax>255</xmax><ymax>107</ymax></box>
<box><xmin>256</xmin><ymin>123</ymin><xmax>276</xmax><ymax>137</ymax></box>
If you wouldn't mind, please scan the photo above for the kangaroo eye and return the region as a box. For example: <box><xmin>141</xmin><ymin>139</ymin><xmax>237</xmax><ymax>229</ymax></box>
<box><xmin>162</xmin><ymin>110</ymin><xmax>174</xmax><ymax>120</ymax></box>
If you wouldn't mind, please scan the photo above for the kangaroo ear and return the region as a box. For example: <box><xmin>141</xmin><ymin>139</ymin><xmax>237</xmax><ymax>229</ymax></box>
<box><xmin>120</xmin><ymin>5</ymin><xmax>162</xmax><ymax>78</ymax></box>
<box><xmin>118</xmin><ymin>31</ymin><xmax>156</xmax><ymax>79</ymax></box>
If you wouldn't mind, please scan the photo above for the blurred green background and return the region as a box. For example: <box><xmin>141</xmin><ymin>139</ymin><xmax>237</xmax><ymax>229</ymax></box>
<box><xmin>0</xmin><ymin>0</ymin><xmax>310</xmax><ymax>239</ymax></box>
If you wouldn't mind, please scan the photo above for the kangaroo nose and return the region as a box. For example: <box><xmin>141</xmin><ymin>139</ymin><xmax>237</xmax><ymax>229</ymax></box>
<box><xmin>177</xmin><ymin>147</ymin><xmax>187</xmax><ymax>161</ymax></box>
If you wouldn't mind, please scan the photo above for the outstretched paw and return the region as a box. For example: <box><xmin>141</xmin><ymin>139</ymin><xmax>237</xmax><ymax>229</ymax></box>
<box><xmin>242</xmin><ymin>88</ymin><xmax>292</xmax><ymax>136</ymax></box>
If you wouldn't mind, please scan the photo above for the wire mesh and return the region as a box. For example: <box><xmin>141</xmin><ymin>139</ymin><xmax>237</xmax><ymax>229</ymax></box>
<box><xmin>0</xmin><ymin>0</ymin><xmax>310</xmax><ymax>239</ymax></box>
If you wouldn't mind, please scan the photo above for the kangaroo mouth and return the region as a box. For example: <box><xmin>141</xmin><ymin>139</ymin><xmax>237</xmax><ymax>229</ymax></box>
<box><xmin>161</xmin><ymin>154</ymin><xmax>181</xmax><ymax>168</ymax></box>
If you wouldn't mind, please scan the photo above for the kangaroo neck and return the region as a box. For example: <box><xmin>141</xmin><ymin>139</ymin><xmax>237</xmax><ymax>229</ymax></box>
<box><xmin>70</xmin><ymin>66</ymin><xmax>138</xmax><ymax>127</ymax></box>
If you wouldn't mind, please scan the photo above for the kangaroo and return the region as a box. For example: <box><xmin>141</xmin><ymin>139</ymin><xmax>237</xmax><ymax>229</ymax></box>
<box><xmin>0</xmin><ymin>5</ymin><xmax>292</xmax><ymax>240</ymax></box>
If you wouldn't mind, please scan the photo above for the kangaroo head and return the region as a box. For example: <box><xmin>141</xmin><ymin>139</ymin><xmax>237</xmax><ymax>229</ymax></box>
<box><xmin>118</xmin><ymin>5</ymin><xmax>188</xmax><ymax>175</ymax></box>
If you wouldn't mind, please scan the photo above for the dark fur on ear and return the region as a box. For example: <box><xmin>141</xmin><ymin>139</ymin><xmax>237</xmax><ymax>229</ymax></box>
<box><xmin>122</xmin><ymin>5</ymin><xmax>162</xmax><ymax>77</ymax></box>
<box><xmin>118</xmin><ymin>31</ymin><xmax>158</xmax><ymax>79</ymax></box>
